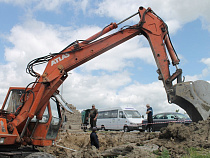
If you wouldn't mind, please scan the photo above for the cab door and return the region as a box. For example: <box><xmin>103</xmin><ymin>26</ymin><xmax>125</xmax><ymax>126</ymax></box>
<box><xmin>46</xmin><ymin>97</ymin><xmax>62</xmax><ymax>139</ymax></box>
<box><xmin>30</xmin><ymin>97</ymin><xmax>62</xmax><ymax>146</ymax></box>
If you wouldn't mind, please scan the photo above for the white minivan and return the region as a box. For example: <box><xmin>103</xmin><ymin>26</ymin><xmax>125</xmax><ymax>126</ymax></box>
<box><xmin>96</xmin><ymin>107</ymin><xmax>144</xmax><ymax>132</ymax></box>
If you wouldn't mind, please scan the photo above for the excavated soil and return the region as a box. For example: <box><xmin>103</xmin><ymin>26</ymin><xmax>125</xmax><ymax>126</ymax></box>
<box><xmin>38</xmin><ymin>117</ymin><xmax>210</xmax><ymax>158</ymax></box>
<box><xmin>37</xmin><ymin>105</ymin><xmax>210</xmax><ymax>157</ymax></box>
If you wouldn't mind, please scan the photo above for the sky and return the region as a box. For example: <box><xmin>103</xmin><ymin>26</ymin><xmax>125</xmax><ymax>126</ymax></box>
<box><xmin>0</xmin><ymin>0</ymin><xmax>209</xmax><ymax>116</ymax></box>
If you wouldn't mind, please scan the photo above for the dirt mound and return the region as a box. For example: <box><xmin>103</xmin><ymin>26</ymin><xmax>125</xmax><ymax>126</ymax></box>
<box><xmin>39</xmin><ymin>131</ymin><xmax>157</xmax><ymax>157</ymax></box>
<box><xmin>148</xmin><ymin>118</ymin><xmax>210</xmax><ymax>157</ymax></box>
<box><xmin>159</xmin><ymin>123</ymin><xmax>190</xmax><ymax>140</ymax></box>
<box><xmin>159</xmin><ymin>117</ymin><xmax>210</xmax><ymax>146</ymax></box>
<box><xmin>39</xmin><ymin>118</ymin><xmax>210</xmax><ymax>158</ymax></box>
<box><xmin>71</xmin><ymin>146</ymin><xmax>101</xmax><ymax>158</ymax></box>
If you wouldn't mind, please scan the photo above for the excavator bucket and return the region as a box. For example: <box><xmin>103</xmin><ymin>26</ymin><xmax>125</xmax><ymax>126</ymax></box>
<box><xmin>169</xmin><ymin>80</ymin><xmax>210</xmax><ymax>122</ymax></box>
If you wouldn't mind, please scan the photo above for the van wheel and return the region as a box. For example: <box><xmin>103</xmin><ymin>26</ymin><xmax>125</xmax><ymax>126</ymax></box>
<box><xmin>123</xmin><ymin>126</ymin><xmax>130</xmax><ymax>132</ymax></box>
<box><xmin>101</xmin><ymin>126</ymin><xmax>106</xmax><ymax>131</ymax></box>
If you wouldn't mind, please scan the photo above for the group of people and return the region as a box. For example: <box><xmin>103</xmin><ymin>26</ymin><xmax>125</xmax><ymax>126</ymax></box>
<box><xmin>87</xmin><ymin>103</ymin><xmax>153</xmax><ymax>149</ymax></box>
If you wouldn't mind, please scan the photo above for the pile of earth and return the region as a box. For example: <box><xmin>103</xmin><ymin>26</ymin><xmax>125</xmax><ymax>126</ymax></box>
<box><xmin>39</xmin><ymin>118</ymin><xmax>210</xmax><ymax>158</ymax></box>
<box><xmin>39</xmin><ymin>131</ymin><xmax>159</xmax><ymax>158</ymax></box>
<box><xmin>153</xmin><ymin>117</ymin><xmax>210</xmax><ymax>157</ymax></box>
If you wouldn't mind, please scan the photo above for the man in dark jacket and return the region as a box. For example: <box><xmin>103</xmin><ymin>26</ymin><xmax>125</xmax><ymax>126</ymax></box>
<box><xmin>88</xmin><ymin>104</ymin><xmax>98</xmax><ymax>129</ymax></box>
<box><xmin>146</xmin><ymin>104</ymin><xmax>153</xmax><ymax>132</ymax></box>
<box><xmin>90</xmin><ymin>127</ymin><xmax>99</xmax><ymax>149</ymax></box>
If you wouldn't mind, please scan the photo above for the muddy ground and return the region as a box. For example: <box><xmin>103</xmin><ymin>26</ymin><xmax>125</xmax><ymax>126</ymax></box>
<box><xmin>38</xmin><ymin>117</ymin><xmax>210</xmax><ymax>158</ymax></box>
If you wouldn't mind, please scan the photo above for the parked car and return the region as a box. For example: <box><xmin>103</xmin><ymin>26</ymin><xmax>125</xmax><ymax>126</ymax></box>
<box><xmin>142</xmin><ymin>112</ymin><xmax>192</xmax><ymax>132</ymax></box>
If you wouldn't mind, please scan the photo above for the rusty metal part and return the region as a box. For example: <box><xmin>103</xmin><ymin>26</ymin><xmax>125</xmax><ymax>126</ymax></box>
<box><xmin>24</xmin><ymin>137</ymin><xmax>32</xmax><ymax>144</ymax></box>
<box><xmin>7</xmin><ymin>123</ymin><xmax>14</xmax><ymax>134</ymax></box>
<box><xmin>15</xmin><ymin>136</ymin><xmax>21</xmax><ymax>143</ymax></box>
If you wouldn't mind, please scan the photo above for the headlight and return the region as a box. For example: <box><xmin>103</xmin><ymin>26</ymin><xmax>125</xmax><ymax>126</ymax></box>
<box><xmin>0</xmin><ymin>138</ymin><xmax>5</xmax><ymax>144</ymax></box>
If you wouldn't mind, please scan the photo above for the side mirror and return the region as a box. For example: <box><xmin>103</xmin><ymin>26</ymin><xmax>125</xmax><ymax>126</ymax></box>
<box><xmin>142</xmin><ymin>115</ymin><xmax>144</xmax><ymax>118</ymax></box>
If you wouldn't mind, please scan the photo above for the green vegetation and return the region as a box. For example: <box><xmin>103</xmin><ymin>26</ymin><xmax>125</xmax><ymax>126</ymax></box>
<box><xmin>153</xmin><ymin>149</ymin><xmax>170</xmax><ymax>158</ymax></box>
<box><xmin>153</xmin><ymin>147</ymin><xmax>210</xmax><ymax>158</ymax></box>
<box><xmin>182</xmin><ymin>147</ymin><xmax>210</xmax><ymax>158</ymax></box>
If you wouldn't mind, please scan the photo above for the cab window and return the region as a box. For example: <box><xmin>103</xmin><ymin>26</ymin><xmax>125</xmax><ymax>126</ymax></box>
<box><xmin>31</xmin><ymin>106</ymin><xmax>49</xmax><ymax>123</ymax></box>
<box><xmin>119</xmin><ymin>111</ymin><xmax>125</xmax><ymax>118</ymax></box>
<box><xmin>165</xmin><ymin>114</ymin><xmax>176</xmax><ymax>119</ymax></box>
<box><xmin>154</xmin><ymin>114</ymin><xmax>165</xmax><ymax>119</ymax></box>
<box><xmin>46</xmin><ymin>97</ymin><xmax>62</xmax><ymax>139</ymax></box>
<box><xmin>3</xmin><ymin>89</ymin><xmax>24</xmax><ymax>113</ymax></box>
<box><xmin>49</xmin><ymin>97</ymin><xmax>60</xmax><ymax>125</ymax></box>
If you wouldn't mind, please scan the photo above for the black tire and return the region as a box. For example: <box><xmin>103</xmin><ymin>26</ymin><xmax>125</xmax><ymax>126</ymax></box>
<box><xmin>123</xmin><ymin>126</ymin><xmax>130</xmax><ymax>132</ymax></box>
<box><xmin>25</xmin><ymin>152</ymin><xmax>56</xmax><ymax>158</ymax></box>
<box><xmin>146</xmin><ymin>126</ymin><xmax>154</xmax><ymax>132</ymax></box>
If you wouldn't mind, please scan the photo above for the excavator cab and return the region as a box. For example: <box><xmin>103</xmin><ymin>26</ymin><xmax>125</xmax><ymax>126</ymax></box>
<box><xmin>1</xmin><ymin>87</ymin><xmax>25</xmax><ymax>114</ymax></box>
<box><xmin>0</xmin><ymin>87</ymin><xmax>72</xmax><ymax>147</ymax></box>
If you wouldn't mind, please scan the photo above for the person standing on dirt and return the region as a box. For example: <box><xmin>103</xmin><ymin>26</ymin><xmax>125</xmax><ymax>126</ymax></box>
<box><xmin>90</xmin><ymin>127</ymin><xmax>99</xmax><ymax>149</ymax></box>
<box><xmin>146</xmin><ymin>104</ymin><xmax>153</xmax><ymax>132</ymax></box>
<box><xmin>88</xmin><ymin>104</ymin><xmax>98</xmax><ymax>129</ymax></box>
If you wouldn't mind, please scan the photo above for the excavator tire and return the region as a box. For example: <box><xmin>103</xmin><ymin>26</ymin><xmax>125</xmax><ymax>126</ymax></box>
<box><xmin>25</xmin><ymin>152</ymin><xmax>56</xmax><ymax>158</ymax></box>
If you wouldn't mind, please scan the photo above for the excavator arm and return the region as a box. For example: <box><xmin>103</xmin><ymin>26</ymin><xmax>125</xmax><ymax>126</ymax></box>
<box><xmin>12</xmin><ymin>7</ymin><xmax>177</xmax><ymax>129</ymax></box>
<box><xmin>5</xmin><ymin>6</ymin><xmax>210</xmax><ymax>144</ymax></box>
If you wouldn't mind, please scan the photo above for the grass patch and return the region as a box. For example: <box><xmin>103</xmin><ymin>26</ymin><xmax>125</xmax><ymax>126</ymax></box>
<box><xmin>182</xmin><ymin>147</ymin><xmax>210</xmax><ymax>158</ymax></box>
<box><xmin>153</xmin><ymin>149</ymin><xmax>170</xmax><ymax>158</ymax></box>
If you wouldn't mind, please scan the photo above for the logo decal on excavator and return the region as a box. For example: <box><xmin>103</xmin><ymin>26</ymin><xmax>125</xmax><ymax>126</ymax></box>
<box><xmin>51</xmin><ymin>54</ymin><xmax>70</xmax><ymax>66</ymax></box>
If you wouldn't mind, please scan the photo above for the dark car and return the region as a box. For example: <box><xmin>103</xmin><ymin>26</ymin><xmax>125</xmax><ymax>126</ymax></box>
<box><xmin>142</xmin><ymin>112</ymin><xmax>192</xmax><ymax>132</ymax></box>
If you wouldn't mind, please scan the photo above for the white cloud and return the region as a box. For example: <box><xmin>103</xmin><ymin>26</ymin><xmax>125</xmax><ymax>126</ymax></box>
<box><xmin>61</xmin><ymin>71</ymin><xmax>181</xmax><ymax>114</ymax></box>
<box><xmin>2</xmin><ymin>0</ymin><xmax>210</xmax><ymax>33</ymax></box>
<box><xmin>179</xmin><ymin>57</ymin><xmax>210</xmax><ymax>83</ymax></box>
<box><xmin>184</xmin><ymin>75</ymin><xmax>200</xmax><ymax>82</ymax></box>
<box><xmin>201</xmin><ymin>58</ymin><xmax>210</xmax><ymax>66</ymax></box>
<box><xmin>0</xmin><ymin>0</ymin><xmax>90</xmax><ymax>14</ymax></box>
<box><xmin>80</xmin><ymin>37</ymin><xmax>155</xmax><ymax>72</ymax></box>
<box><xmin>0</xmin><ymin>0</ymin><xmax>33</xmax><ymax>6</ymax></box>
<box><xmin>4</xmin><ymin>20</ymin><xmax>72</xmax><ymax>74</ymax></box>
<box><xmin>201</xmin><ymin>58</ymin><xmax>210</xmax><ymax>77</ymax></box>
<box><xmin>94</xmin><ymin>0</ymin><xmax>210</xmax><ymax>33</ymax></box>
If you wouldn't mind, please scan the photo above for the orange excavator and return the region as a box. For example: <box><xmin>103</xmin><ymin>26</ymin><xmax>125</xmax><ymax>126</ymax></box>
<box><xmin>0</xmin><ymin>6</ymin><xmax>209</xmax><ymax>157</ymax></box>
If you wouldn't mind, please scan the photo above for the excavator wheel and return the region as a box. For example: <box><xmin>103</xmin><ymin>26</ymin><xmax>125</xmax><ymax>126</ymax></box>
<box><xmin>25</xmin><ymin>152</ymin><xmax>56</xmax><ymax>158</ymax></box>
